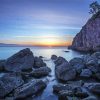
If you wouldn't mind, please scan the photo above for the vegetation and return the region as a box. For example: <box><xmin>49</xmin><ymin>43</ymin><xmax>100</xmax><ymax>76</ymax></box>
<box><xmin>89</xmin><ymin>1</ymin><xmax>100</xmax><ymax>15</ymax></box>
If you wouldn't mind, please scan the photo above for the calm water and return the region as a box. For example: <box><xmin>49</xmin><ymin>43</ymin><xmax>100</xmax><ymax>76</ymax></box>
<box><xmin>0</xmin><ymin>46</ymin><xmax>85</xmax><ymax>100</ymax></box>
<box><xmin>0</xmin><ymin>46</ymin><xmax>83</xmax><ymax>60</ymax></box>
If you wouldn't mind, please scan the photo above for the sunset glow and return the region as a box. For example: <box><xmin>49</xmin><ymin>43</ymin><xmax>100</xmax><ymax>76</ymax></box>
<box><xmin>0</xmin><ymin>0</ymin><xmax>98</xmax><ymax>46</ymax></box>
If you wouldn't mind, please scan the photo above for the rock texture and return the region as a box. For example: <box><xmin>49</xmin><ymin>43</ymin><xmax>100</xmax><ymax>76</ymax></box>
<box><xmin>0</xmin><ymin>73</ymin><xmax>24</xmax><ymax>98</ymax></box>
<box><xmin>71</xmin><ymin>11</ymin><xmax>100</xmax><ymax>52</ymax></box>
<box><xmin>14</xmin><ymin>80</ymin><xmax>46</xmax><ymax>99</ymax></box>
<box><xmin>4</xmin><ymin>48</ymin><xmax>34</xmax><ymax>72</ymax></box>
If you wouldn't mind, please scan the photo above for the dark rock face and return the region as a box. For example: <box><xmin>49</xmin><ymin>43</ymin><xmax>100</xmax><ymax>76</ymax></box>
<box><xmin>51</xmin><ymin>55</ymin><xmax>57</xmax><ymax>60</ymax></box>
<box><xmin>55</xmin><ymin>62</ymin><xmax>76</xmax><ymax>81</ymax></box>
<box><xmin>71</xmin><ymin>12</ymin><xmax>100</xmax><ymax>52</ymax></box>
<box><xmin>14</xmin><ymin>80</ymin><xmax>46</xmax><ymax>99</ymax></box>
<box><xmin>84</xmin><ymin>83</ymin><xmax>100</xmax><ymax>95</ymax></box>
<box><xmin>80</xmin><ymin>69</ymin><xmax>92</xmax><ymax>78</ymax></box>
<box><xmin>4</xmin><ymin>48</ymin><xmax>34</xmax><ymax>72</ymax></box>
<box><xmin>0</xmin><ymin>73</ymin><xmax>24</xmax><ymax>98</ymax></box>
<box><xmin>34</xmin><ymin>57</ymin><xmax>46</xmax><ymax>68</ymax></box>
<box><xmin>54</xmin><ymin>56</ymin><xmax>66</xmax><ymax>66</ymax></box>
<box><xmin>0</xmin><ymin>60</ymin><xmax>5</xmax><ymax>71</ymax></box>
<box><xmin>30</xmin><ymin>67</ymin><xmax>51</xmax><ymax>78</ymax></box>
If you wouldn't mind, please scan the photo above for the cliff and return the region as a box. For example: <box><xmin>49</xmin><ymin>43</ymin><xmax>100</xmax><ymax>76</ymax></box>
<box><xmin>71</xmin><ymin>11</ymin><xmax>100</xmax><ymax>52</ymax></box>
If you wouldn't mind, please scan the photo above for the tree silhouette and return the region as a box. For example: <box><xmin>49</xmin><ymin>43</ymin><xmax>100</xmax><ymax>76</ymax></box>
<box><xmin>89</xmin><ymin>1</ymin><xmax>100</xmax><ymax>15</ymax></box>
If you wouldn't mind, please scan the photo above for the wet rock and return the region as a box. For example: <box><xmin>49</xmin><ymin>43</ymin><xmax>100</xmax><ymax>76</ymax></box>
<box><xmin>0</xmin><ymin>60</ymin><xmax>5</xmax><ymax>71</ymax></box>
<box><xmin>34</xmin><ymin>57</ymin><xmax>46</xmax><ymax>68</ymax></box>
<box><xmin>54</xmin><ymin>56</ymin><xmax>66</xmax><ymax>66</ymax></box>
<box><xmin>82</xmin><ymin>96</ymin><xmax>97</xmax><ymax>100</ymax></box>
<box><xmin>69</xmin><ymin>57</ymin><xmax>84</xmax><ymax>66</ymax></box>
<box><xmin>74</xmin><ymin>64</ymin><xmax>85</xmax><ymax>74</ymax></box>
<box><xmin>73</xmin><ymin>87</ymin><xmax>89</xmax><ymax>98</ymax></box>
<box><xmin>58</xmin><ymin>90</ymin><xmax>74</xmax><ymax>100</ymax></box>
<box><xmin>4</xmin><ymin>48</ymin><xmax>34</xmax><ymax>72</ymax></box>
<box><xmin>14</xmin><ymin>80</ymin><xmax>46</xmax><ymax>99</ymax></box>
<box><xmin>55</xmin><ymin>61</ymin><xmax>76</xmax><ymax>81</ymax></box>
<box><xmin>51</xmin><ymin>55</ymin><xmax>57</xmax><ymax>60</ymax></box>
<box><xmin>84</xmin><ymin>83</ymin><xmax>100</xmax><ymax>95</ymax></box>
<box><xmin>91</xmin><ymin>52</ymin><xmax>100</xmax><ymax>59</ymax></box>
<box><xmin>80</xmin><ymin>69</ymin><xmax>92</xmax><ymax>78</ymax></box>
<box><xmin>0</xmin><ymin>73</ymin><xmax>24</xmax><ymax>98</ymax></box>
<box><xmin>30</xmin><ymin>67</ymin><xmax>51</xmax><ymax>78</ymax></box>
<box><xmin>53</xmin><ymin>84</ymin><xmax>72</xmax><ymax>94</ymax></box>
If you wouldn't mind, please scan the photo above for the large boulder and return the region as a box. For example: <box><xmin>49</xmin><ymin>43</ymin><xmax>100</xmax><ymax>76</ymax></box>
<box><xmin>55</xmin><ymin>61</ymin><xmax>76</xmax><ymax>81</ymax></box>
<box><xmin>14</xmin><ymin>80</ymin><xmax>46</xmax><ymax>99</ymax></box>
<box><xmin>30</xmin><ymin>67</ymin><xmax>51</xmax><ymax>78</ymax></box>
<box><xmin>0</xmin><ymin>73</ymin><xmax>24</xmax><ymax>98</ymax></box>
<box><xmin>4</xmin><ymin>48</ymin><xmax>34</xmax><ymax>72</ymax></box>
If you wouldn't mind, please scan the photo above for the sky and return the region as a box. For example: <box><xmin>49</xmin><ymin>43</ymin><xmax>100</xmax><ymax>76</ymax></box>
<box><xmin>0</xmin><ymin>0</ymin><xmax>99</xmax><ymax>46</ymax></box>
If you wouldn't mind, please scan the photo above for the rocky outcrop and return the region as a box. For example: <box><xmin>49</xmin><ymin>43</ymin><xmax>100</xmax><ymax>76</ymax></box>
<box><xmin>0</xmin><ymin>73</ymin><xmax>24</xmax><ymax>98</ymax></box>
<box><xmin>4</xmin><ymin>48</ymin><xmax>34</xmax><ymax>72</ymax></box>
<box><xmin>71</xmin><ymin>11</ymin><xmax>100</xmax><ymax>52</ymax></box>
<box><xmin>29</xmin><ymin>67</ymin><xmax>51</xmax><ymax>78</ymax></box>
<box><xmin>54</xmin><ymin>57</ymin><xmax>76</xmax><ymax>81</ymax></box>
<box><xmin>14</xmin><ymin>80</ymin><xmax>46</xmax><ymax>99</ymax></box>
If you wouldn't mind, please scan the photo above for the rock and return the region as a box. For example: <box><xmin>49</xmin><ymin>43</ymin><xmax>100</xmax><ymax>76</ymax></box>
<box><xmin>71</xmin><ymin>11</ymin><xmax>100</xmax><ymax>52</ymax></box>
<box><xmin>69</xmin><ymin>57</ymin><xmax>84</xmax><ymax>66</ymax></box>
<box><xmin>74</xmin><ymin>64</ymin><xmax>85</xmax><ymax>74</ymax></box>
<box><xmin>54</xmin><ymin>56</ymin><xmax>66</xmax><ymax>66</ymax></box>
<box><xmin>30</xmin><ymin>67</ymin><xmax>51</xmax><ymax>78</ymax></box>
<box><xmin>84</xmin><ymin>83</ymin><xmax>100</xmax><ymax>95</ymax></box>
<box><xmin>69</xmin><ymin>58</ymin><xmax>85</xmax><ymax>74</ymax></box>
<box><xmin>55</xmin><ymin>61</ymin><xmax>76</xmax><ymax>81</ymax></box>
<box><xmin>0</xmin><ymin>60</ymin><xmax>5</xmax><ymax>71</ymax></box>
<box><xmin>0</xmin><ymin>73</ymin><xmax>24</xmax><ymax>98</ymax></box>
<box><xmin>53</xmin><ymin>84</ymin><xmax>72</xmax><ymax>94</ymax></box>
<box><xmin>51</xmin><ymin>55</ymin><xmax>57</xmax><ymax>60</ymax></box>
<box><xmin>4</xmin><ymin>48</ymin><xmax>34</xmax><ymax>72</ymax></box>
<box><xmin>92</xmin><ymin>52</ymin><xmax>100</xmax><ymax>59</ymax></box>
<box><xmin>14</xmin><ymin>80</ymin><xmax>46</xmax><ymax>99</ymax></box>
<box><xmin>73</xmin><ymin>87</ymin><xmax>89</xmax><ymax>98</ymax></box>
<box><xmin>34</xmin><ymin>57</ymin><xmax>46</xmax><ymax>68</ymax></box>
<box><xmin>58</xmin><ymin>90</ymin><xmax>74</xmax><ymax>100</ymax></box>
<box><xmin>82</xmin><ymin>96</ymin><xmax>98</xmax><ymax>100</ymax></box>
<box><xmin>80</xmin><ymin>69</ymin><xmax>92</xmax><ymax>78</ymax></box>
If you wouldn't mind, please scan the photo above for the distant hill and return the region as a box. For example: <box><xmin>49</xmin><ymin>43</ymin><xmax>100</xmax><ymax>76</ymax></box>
<box><xmin>0</xmin><ymin>43</ymin><xmax>22</xmax><ymax>47</ymax></box>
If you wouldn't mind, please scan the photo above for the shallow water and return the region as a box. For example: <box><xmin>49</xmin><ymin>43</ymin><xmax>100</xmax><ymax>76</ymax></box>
<box><xmin>0</xmin><ymin>46</ymin><xmax>85</xmax><ymax>100</ymax></box>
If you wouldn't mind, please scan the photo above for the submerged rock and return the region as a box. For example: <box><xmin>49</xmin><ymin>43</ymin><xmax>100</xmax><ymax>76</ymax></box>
<box><xmin>0</xmin><ymin>73</ymin><xmax>24</xmax><ymax>98</ymax></box>
<box><xmin>14</xmin><ymin>80</ymin><xmax>46</xmax><ymax>99</ymax></box>
<box><xmin>4</xmin><ymin>48</ymin><xmax>34</xmax><ymax>72</ymax></box>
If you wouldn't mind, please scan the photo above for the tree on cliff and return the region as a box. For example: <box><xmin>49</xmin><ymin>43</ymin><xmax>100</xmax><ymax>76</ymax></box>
<box><xmin>89</xmin><ymin>1</ymin><xmax>100</xmax><ymax>15</ymax></box>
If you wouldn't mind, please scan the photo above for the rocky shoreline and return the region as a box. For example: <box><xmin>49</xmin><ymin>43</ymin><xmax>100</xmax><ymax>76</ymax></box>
<box><xmin>0</xmin><ymin>48</ymin><xmax>100</xmax><ymax>100</ymax></box>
